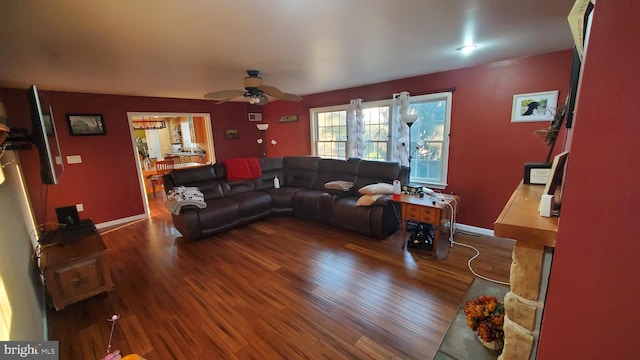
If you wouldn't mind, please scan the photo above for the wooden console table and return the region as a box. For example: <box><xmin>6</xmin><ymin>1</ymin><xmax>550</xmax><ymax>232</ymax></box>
<box><xmin>392</xmin><ymin>193</ymin><xmax>459</xmax><ymax>254</ymax></box>
<box><xmin>494</xmin><ymin>181</ymin><xmax>558</xmax><ymax>360</ymax></box>
<box><xmin>39</xmin><ymin>228</ymin><xmax>113</xmax><ymax>311</ymax></box>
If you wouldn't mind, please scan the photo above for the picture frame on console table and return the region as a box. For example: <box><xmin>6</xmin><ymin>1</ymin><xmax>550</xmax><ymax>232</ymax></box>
<box><xmin>543</xmin><ymin>151</ymin><xmax>569</xmax><ymax>213</ymax></box>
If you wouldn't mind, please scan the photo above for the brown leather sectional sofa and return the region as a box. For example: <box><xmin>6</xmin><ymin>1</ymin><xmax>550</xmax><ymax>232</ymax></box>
<box><xmin>163</xmin><ymin>156</ymin><xmax>409</xmax><ymax>241</ymax></box>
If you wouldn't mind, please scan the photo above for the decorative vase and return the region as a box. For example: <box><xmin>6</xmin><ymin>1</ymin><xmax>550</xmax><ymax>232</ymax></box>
<box><xmin>478</xmin><ymin>335</ymin><xmax>504</xmax><ymax>351</ymax></box>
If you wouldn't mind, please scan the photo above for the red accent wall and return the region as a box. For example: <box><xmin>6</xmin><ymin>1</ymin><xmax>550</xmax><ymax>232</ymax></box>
<box><xmin>537</xmin><ymin>1</ymin><xmax>640</xmax><ymax>358</ymax></box>
<box><xmin>0</xmin><ymin>89</ymin><xmax>266</xmax><ymax>224</ymax></box>
<box><xmin>1</xmin><ymin>50</ymin><xmax>572</xmax><ymax>229</ymax></box>
<box><xmin>264</xmin><ymin>50</ymin><xmax>573</xmax><ymax>228</ymax></box>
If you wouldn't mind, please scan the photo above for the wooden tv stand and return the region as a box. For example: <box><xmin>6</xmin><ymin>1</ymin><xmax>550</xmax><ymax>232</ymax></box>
<box><xmin>39</xmin><ymin>226</ymin><xmax>113</xmax><ymax>311</ymax></box>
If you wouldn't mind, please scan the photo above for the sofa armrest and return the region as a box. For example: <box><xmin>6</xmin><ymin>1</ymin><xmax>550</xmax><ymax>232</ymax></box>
<box><xmin>372</xmin><ymin>196</ymin><xmax>393</xmax><ymax>206</ymax></box>
<box><xmin>171</xmin><ymin>209</ymin><xmax>202</xmax><ymax>241</ymax></box>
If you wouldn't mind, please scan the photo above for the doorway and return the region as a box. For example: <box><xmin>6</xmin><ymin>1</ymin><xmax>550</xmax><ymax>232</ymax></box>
<box><xmin>127</xmin><ymin>112</ymin><xmax>216</xmax><ymax>216</ymax></box>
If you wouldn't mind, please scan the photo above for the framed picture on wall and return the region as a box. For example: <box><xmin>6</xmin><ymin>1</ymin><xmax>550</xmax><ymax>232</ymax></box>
<box><xmin>511</xmin><ymin>90</ymin><xmax>559</xmax><ymax>122</ymax></box>
<box><xmin>66</xmin><ymin>114</ymin><xmax>106</xmax><ymax>136</ymax></box>
<box><xmin>224</xmin><ymin>128</ymin><xmax>239</xmax><ymax>139</ymax></box>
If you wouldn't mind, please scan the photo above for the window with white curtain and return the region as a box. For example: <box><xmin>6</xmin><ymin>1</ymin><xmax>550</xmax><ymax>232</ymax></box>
<box><xmin>310</xmin><ymin>92</ymin><xmax>452</xmax><ymax>188</ymax></box>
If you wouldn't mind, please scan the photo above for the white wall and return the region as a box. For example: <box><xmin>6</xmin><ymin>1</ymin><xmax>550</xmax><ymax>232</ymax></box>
<box><xmin>0</xmin><ymin>151</ymin><xmax>46</xmax><ymax>340</ymax></box>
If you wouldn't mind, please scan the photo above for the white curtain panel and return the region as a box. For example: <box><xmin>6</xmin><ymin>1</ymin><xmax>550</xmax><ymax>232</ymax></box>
<box><xmin>347</xmin><ymin>99</ymin><xmax>365</xmax><ymax>158</ymax></box>
<box><xmin>392</xmin><ymin>91</ymin><xmax>411</xmax><ymax>166</ymax></box>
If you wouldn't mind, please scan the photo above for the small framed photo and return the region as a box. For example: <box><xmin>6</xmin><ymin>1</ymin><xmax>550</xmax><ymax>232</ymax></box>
<box><xmin>66</xmin><ymin>114</ymin><xmax>106</xmax><ymax>136</ymax></box>
<box><xmin>247</xmin><ymin>113</ymin><xmax>262</xmax><ymax>121</ymax></box>
<box><xmin>278</xmin><ymin>114</ymin><xmax>299</xmax><ymax>123</ymax></box>
<box><xmin>224</xmin><ymin>128</ymin><xmax>239</xmax><ymax>139</ymax></box>
<box><xmin>511</xmin><ymin>90</ymin><xmax>559</xmax><ymax>122</ymax></box>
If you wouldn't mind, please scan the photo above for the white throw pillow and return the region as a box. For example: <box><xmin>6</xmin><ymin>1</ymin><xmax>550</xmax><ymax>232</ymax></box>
<box><xmin>359</xmin><ymin>182</ymin><xmax>394</xmax><ymax>195</ymax></box>
<box><xmin>356</xmin><ymin>194</ymin><xmax>384</xmax><ymax>206</ymax></box>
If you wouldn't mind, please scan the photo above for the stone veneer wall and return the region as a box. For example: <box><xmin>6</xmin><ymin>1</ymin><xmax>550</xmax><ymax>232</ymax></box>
<box><xmin>499</xmin><ymin>247</ymin><xmax>553</xmax><ymax>360</ymax></box>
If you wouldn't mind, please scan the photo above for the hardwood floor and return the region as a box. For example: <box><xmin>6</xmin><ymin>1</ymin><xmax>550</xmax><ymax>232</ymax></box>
<box><xmin>47</xmin><ymin>197</ymin><xmax>513</xmax><ymax>359</ymax></box>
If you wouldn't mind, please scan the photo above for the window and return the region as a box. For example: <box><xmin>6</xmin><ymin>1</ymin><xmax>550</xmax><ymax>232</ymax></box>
<box><xmin>314</xmin><ymin>106</ymin><xmax>347</xmax><ymax>159</ymax></box>
<box><xmin>362</xmin><ymin>103</ymin><xmax>390</xmax><ymax>161</ymax></box>
<box><xmin>408</xmin><ymin>92</ymin><xmax>452</xmax><ymax>187</ymax></box>
<box><xmin>310</xmin><ymin>92</ymin><xmax>452</xmax><ymax>188</ymax></box>
<box><xmin>311</xmin><ymin>102</ymin><xmax>392</xmax><ymax>161</ymax></box>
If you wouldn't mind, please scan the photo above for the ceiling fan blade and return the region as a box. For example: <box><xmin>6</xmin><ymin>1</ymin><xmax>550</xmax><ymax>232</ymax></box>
<box><xmin>280</xmin><ymin>92</ymin><xmax>303</xmax><ymax>102</ymax></box>
<box><xmin>258</xmin><ymin>85</ymin><xmax>284</xmax><ymax>99</ymax></box>
<box><xmin>213</xmin><ymin>99</ymin><xmax>232</xmax><ymax>105</ymax></box>
<box><xmin>204</xmin><ymin>90</ymin><xmax>244</xmax><ymax>100</ymax></box>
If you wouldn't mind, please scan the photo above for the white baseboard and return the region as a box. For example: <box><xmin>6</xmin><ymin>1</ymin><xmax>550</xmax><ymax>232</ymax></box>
<box><xmin>95</xmin><ymin>214</ymin><xmax>147</xmax><ymax>230</ymax></box>
<box><xmin>454</xmin><ymin>223</ymin><xmax>495</xmax><ymax>237</ymax></box>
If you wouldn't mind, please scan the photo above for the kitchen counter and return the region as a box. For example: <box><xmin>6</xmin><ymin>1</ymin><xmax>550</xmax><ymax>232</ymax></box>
<box><xmin>165</xmin><ymin>151</ymin><xmax>205</xmax><ymax>156</ymax></box>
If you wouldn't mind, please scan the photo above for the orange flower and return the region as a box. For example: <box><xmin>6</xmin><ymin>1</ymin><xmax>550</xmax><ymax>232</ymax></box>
<box><xmin>463</xmin><ymin>295</ymin><xmax>505</xmax><ymax>342</ymax></box>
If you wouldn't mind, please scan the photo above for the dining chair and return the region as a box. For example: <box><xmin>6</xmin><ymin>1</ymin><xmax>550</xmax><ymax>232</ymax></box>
<box><xmin>165</xmin><ymin>155</ymin><xmax>180</xmax><ymax>164</ymax></box>
<box><xmin>149</xmin><ymin>160</ymin><xmax>175</xmax><ymax>198</ymax></box>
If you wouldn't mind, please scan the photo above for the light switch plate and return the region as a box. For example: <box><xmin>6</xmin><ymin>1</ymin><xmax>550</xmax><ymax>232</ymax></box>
<box><xmin>66</xmin><ymin>155</ymin><xmax>82</xmax><ymax>164</ymax></box>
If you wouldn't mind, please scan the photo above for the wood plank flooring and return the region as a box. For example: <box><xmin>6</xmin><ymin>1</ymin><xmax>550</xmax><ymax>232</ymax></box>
<box><xmin>47</xmin><ymin>197</ymin><xmax>513</xmax><ymax>359</ymax></box>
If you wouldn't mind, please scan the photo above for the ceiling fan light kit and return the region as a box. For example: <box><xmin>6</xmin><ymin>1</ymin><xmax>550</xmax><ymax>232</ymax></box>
<box><xmin>205</xmin><ymin>70</ymin><xmax>302</xmax><ymax>105</ymax></box>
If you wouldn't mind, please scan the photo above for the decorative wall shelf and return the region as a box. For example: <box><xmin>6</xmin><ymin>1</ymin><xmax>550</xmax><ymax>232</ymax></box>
<box><xmin>133</xmin><ymin>120</ymin><xmax>166</xmax><ymax>130</ymax></box>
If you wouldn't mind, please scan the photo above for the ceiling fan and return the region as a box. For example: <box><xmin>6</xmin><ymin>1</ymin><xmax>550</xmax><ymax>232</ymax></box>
<box><xmin>204</xmin><ymin>70</ymin><xmax>303</xmax><ymax>105</ymax></box>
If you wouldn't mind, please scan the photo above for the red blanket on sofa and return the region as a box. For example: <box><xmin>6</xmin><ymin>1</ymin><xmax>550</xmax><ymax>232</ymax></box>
<box><xmin>224</xmin><ymin>157</ymin><xmax>263</xmax><ymax>181</ymax></box>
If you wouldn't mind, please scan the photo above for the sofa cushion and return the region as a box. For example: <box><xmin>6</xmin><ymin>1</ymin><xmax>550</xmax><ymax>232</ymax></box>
<box><xmin>263</xmin><ymin>187</ymin><xmax>303</xmax><ymax>209</ymax></box>
<box><xmin>283</xmin><ymin>156</ymin><xmax>320</xmax><ymax>188</ymax></box>
<box><xmin>255</xmin><ymin>157</ymin><xmax>286</xmax><ymax>190</ymax></box>
<box><xmin>291</xmin><ymin>189</ymin><xmax>326</xmax><ymax>221</ymax></box>
<box><xmin>198</xmin><ymin>199</ymin><xmax>241</xmax><ymax>228</ymax></box>
<box><xmin>354</xmin><ymin>160</ymin><xmax>401</xmax><ymax>190</ymax></box>
<box><xmin>314</xmin><ymin>158</ymin><xmax>354</xmax><ymax>191</ymax></box>
<box><xmin>170</xmin><ymin>165</ymin><xmax>216</xmax><ymax>184</ymax></box>
<box><xmin>222</xmin><ymin>180</ymin><xmax>255</xmax><ymax>196</ymax></box>
<box><xmin>167</xmin><ymin>166</ymin><xmax>226</xmax><ymax>200</ymax></box>
<box><xmin>259</xmin><ymin>157</ymin><xmax>284</xmax><ymax>172</ymax></box>
<box><xmin>229</xmin><ymin>191</ymin><xmax>272</xmax><ymax>217</ymax></box>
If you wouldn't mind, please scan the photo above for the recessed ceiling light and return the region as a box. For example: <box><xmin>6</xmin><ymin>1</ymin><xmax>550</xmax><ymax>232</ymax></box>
<box><xmin>456</xmin><ymin>44</ymin><xmax>478</xmax><ymax>54</ymax></box>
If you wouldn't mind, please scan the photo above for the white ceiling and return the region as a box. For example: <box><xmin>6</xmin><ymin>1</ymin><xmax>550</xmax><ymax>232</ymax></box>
<box><xmin>0</xmin><ymin>0</ymin><xmax>576</xmax><ymax>100</ymax></box>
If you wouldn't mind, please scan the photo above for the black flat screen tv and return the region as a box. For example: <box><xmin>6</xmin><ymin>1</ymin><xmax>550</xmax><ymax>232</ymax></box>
<box><xmin>27</xmin><ymin>85</ymin><xmax>64</xmax><ymax>184</ymax></box>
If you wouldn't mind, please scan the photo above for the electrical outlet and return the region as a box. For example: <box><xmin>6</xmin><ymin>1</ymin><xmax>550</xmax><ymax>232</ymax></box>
<box><xmin>76</xmin><ymin>203</ymin><xmax>84</xmax><ymax>212</ymax></box>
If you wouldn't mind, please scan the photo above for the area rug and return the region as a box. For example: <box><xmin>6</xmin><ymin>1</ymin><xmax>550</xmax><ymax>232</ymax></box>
<box><xmin>434</xmin><ymin>279</ymin><xmax>509</xmax><ymax>360</ymax></box>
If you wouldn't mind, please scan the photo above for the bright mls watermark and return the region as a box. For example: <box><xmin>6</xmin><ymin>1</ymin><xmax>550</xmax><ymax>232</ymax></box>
<box><xmin>1</xmin><ymin>341</ymin><xmax>58</xmax><ymax>359</ymax></box>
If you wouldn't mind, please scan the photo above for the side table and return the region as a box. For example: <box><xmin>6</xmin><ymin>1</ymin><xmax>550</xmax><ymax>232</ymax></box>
<box><xmin>392</xmin><ymin>193</ymin><xmax>459</xmax><ymax>255</ymax></box>
<box><xmin>39</xmin><ymin>229</ymin><xmax>113</xmax><ymax>311</ymax></box>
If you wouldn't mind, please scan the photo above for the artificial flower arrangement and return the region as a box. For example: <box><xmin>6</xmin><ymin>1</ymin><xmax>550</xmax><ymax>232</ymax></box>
<box><xmin>463</xmin><ymin>295</ymin><xmax>505</xmax><ymax>345</ymax></box>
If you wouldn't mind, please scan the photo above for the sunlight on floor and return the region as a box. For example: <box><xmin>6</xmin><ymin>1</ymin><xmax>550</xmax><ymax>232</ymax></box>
<box><xmin>0</xmin><ymin>276</ymin><xmax>13</xmax><ymax>340</ymax></box>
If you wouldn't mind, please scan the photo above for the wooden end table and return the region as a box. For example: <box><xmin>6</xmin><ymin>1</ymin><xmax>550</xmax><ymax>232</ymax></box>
<box><xmin>39</xmin><ymin>228</ymin><xmax>113</xmax><ymax>311</ymax></box>
<box><xmin>392</xmin><ymin>193</ymin><xmax>459</xmax><ymax>255</ymax></box>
